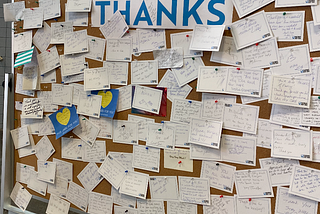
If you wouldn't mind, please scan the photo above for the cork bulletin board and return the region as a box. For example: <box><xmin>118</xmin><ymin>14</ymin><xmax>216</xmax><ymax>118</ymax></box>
<box><xmin>11</xmin><ymin>1</ymin><xmax>320</xmax><ymax>213</ymax></box>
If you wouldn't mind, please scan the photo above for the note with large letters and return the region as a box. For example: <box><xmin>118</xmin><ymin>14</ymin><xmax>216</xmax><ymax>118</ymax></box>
<box><xmin>235</xmin><ymin>196</ymin><xmax>271</xmax><ymax>214</ymax></box>
<box><xmin>179</xmin><ymin>176</ymin><xmax>210</xmax><ymax>205</ymax></box>
<box><xmin>21</xmin><ymin>98</ymin><xmax>43</xmax><ymax>119</ymax></box>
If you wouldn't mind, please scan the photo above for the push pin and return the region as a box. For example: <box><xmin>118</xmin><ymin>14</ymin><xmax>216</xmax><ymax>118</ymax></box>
<box><xmin>220</xmin><ymin>195</ymin><xmax>223</xmax><ymax>198</ymax></box>
<box><xmin>125</xmin><ymin>170</ymin><xmax>128</xmax><ymax>173</ymax></box>
<box><xmin>283</xmin><ymin>12</ymin><xmax>286</xmax><ymax>15</ymax></box>
<box><xmin>188</xmin><ymin>101</ymin><xmax>192</xmax><ymax>103</ymax></box>
<box><xmin>24</xmin><ymin>165</ymin><xmax>27</xmax><ymax>168</ymax></box>
<box><xmin>227</xmin><ymin>27</ymin><xmax>231</xmax><ymax>30</ymax></box>
<box><xmin>78</xmin><ymin>144</ymin><xmax>82</xmax><ymax>147</ymax></box>
<box><xmin>318</xmin><ymin>96</ymin><xmax>320</xmax><ymax>99</ymax></box>
<box><xmin>186</xmin><ymin>35</ymin><xmax>189</xmax><ymax>37</ymax></box>
<box><xmin>47</xmin><ymin>50</ymin><xmax>50</xmax><ymax>52</ymax></box>
<box><xmin>30</xmin><ymin>8</ymin><xmax>34</xmax><ymax>10</ymax></box>
<box><xmin>311</xmin><ymin>58</ymin><xmax>314</xmax><ymax>62</ymax></box>
<box><xmin>18</xmin><ymin>67</ymin><xmax>22</xmax><ymax>70</ymax></box>
<box><xmin>255</xmin><ymin>43</ymin><xmax>259</xmax><ymax>46</ymax></box>
<box><xmin>92</xmin><ymin>39</ymin><xmax>95</xmax><ymax>42</ymax></box>
<box><xmin>178</xmin><ymin>161</ymin><xmax>182</xmax><ymax>165</ymax></box>
<box><xmin>146</xmin><ymin>147</ymin><xmax>149</xmax><ymax>150</ymax></box>
<box><xmin>249</xmin><ymin>198</ymin><xmax>252</xmax><ymax>202</ymax></box>
<box><xmin>82</xmin><ymin>118</ymin><xmax>86</xmax><ymax>120</ymax></box>
<box><xmin>44</xmin><ymin>162</ymin><xmax>48</xmax><ymax>165</ymax></box>
<box><xmin>54</xmin><ymin>18</ymin><xmax>58</xmax><ymax>21</ymax></box>
<box><xmin>215</xmin><ymin>100</ymin><xmax>218</xmax><ymax>103</ymax></box>
<box><xmin>121</xmin><ymin>125</ymin><xmax>125</xmax><ymax>128</ymax></box>
<box><xmin>19</xmin><ymin>26</ymin><xmax>22</xmax><ymax>28</ymax></box>
<box><xmin>35</xmin><ymin>1</ymin><xmax>38</xmax><ymax>3</ymax></box>
<box><xmin>192</xmin><ymin>57</ymin><xmax>195</xmax><ymax>60</ymax></box>
<box><xmin>215</xmin><ymin>68</ymin><xmax>218</xmax><ymax>71</ymax></box>
<box><xmin>216</xmin><ymin>163</ymin><xmax>220</xmax><ymax>166</ymax></box>
<box><xmin>237</xmin><ymin>67</ymin><xmax>240</xmax><ymax>70</ymax></box>
<box><xmin>158</xmin><ymin>129</ymin><xmax>162</xmax><ymax>131</ymax></box>
<box><xmin>153</xmin><ymin>29</ymin><xmax>157</xmax><ymax>32</ymax></box>
<box><xmin>61</xmin><ymin>25</ymin><xmax>64</xmax><ymax>27</ymax></box>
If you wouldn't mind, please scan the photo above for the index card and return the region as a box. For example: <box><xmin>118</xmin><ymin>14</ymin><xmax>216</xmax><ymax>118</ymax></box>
<box><xmin>33</xmin><ymin>22</ymin><xmax>51</xmax><ymax>53</ymax></box>
<box><xmin>223</xmin><ymin>103</ymin><xmax>259</xmax><ymax>134</ymax></box>
<box><xmin>46</xmin><ymin>194</ymin><xmax>70</xmax><ymax>214</ymax></box>
<box><xmin>197</xmin><ymin>66</ymin><xmax>264</xmax><ymax>98</ymax></box>
<box><xmin>84</xmin><ymin>36</ymin><xmax>105</xmax><ymax>61</ymax></box>
<box><xmin>11</xmin><ymin>125</ymin><xmax>30</xmax><ymax>149</ymax></box>
<box><xmin>153</xmin><ymin>48</ymin><xmax>183</xmax><ymax>69</ymax></box>
<box><xmin>16</xmin><ymin>73</ymin><xmax>35</xmax><ymax>97</ymax></box>
<box><xmin>27</xmin><ymin>169</ymin><xmax>47</xmax><ymax>196</ymax></box>
<box><xmin>64</xmin><ymin>30</ymin><xmax>89</xmax><ymax>55</ymax></box>
<box><xmin>104</xmin><ymin>61</ymin><xmax>128</xmax><ymax>85</ymax></box>
<box><xmin>66</xmin><ymin>182</ymin><xmax>88</xmax><ymax>212</ymax></box>
<box><xmin>47</xmin><ymin>176</ymin><xmax>68</xmax><ymax>198</ymax></box>
<box><xmin>300</xmin><ymin>96</ymin><xmax>320</xmax><ymax>127</ymax></box>
<box><xmin>203</xmin><ymin>195</ymin><xmax>235</xmax><ymax>214</ymax></box>
<box><xmin>243</xmin><ymin>118</ymin><xmax>282</xmax><ymax>149</ymax></box>
<box><xmin>3</xmin><ymin>1</ymin><xmax>25</xmax><ymax>22</ymax></box>
<box><xmin>16</xmin><ymin>163</ymin><xmax>34</xmax><ymax>185</ymax></box>
<box><xmin>38</xmin><ymin>115</ymin><xmax>55</xmax><ymax>136</ymax></box>
<box><xmin>270</xmin><ymin>104</ymin><xmax>310</xmax><ymax>130</ymax></box>
<box><xmin>189</xmin><ymin>118</ymin><xmax>222</xmax><ymax>149</ymax></box>
<box><xmin>60</xmin><ymin>54</ymin><xmax>86</xmax><ymax>76</ymax></box>
<box><xmin>37</xmin><ymin>91</ymin><xmax>58</xmax><ymax>112</ymax></box>
<box><xmin>165</xmin><ymin>121</ymin><xmax>190</xmax><ymax>148</ymax></box>
<box><xmin>235</xmin><ymin>169</ymin><xmax>273</xmax><ymax>198</ymax></box>
<box><xmin>119</xmin><ymin>171</ymin><xmax>149</xmax><ymax>199</ymax></box>
<box><xmin>114</xmin><ymin>206</ymin><xmax>138</xmax><ymax>214</ymax></box>
<box><xmin>82</xmin><ymin>140</ymin><xmax>106</xmax><ymax>162</ymax></box>
<box><xmin>131</xmin><ymin>60</ymin><xmax>158</xmax><ymax>85</ymax></box>
<box><xmin>10</xmin><ymin>182</ymin><xmax>32</xmax><ymax>212</ymax></box>
<box><xmin>201</xmin><ymin>161</ymin><xmax>235</xmax><ymax>193</ymax></box>
<box><xmin>62</xmin><ymin>72</ymin><xmax>84</xmax><ymax>84</ymax></box>
<box><xmin>15</xmin><ymin>101</ymin><xmax>23</xmax><ymax>111</ymax></box>
<box><xmin>65</xmin><ymin>5</ymin><xmax>88</xmax><ymax>26</ymax></box>
<box><xmin>108</xmin><ymin>152</ymin><xmax>133</xmax><ymax>172</ymax></box>
<box><xmin>201</xmin><ymin>93</ymin><xmax>236</xmax><ymax>121</ymax></box>
<box><xmin>73</xmin><ymin>116</ymin><xmax>99</xmax><ymax>147</ymax></box>
<box><xmin>276</xmin><ymin>187</ymin><xmax>318</xmax><ymax>214</ymax></box>
<box><xmin>269</xmin><ymin>75</ymin><xmax>311</xmax><ymax>108</ymax></box>
<box><xmin>132</xmin><ymin>85</ymin><xmax>163</xmax><ymax>115</ymax></box>
<box><xmin>275</xmin><ymin>0</ymin><xmax>317</xmax><ymax>7</ymax></box>
<box><xmin>137</xmin><ymin>199</ymin><xmax>165</xmax><ymax>214</ymax></box>
<box><xmin>37</xmin><ymin>160</ymin><xmax>56</xmax><ymax>184</ymax></box>
<box><xmin>77</xmin><ymin>94</ymin><xmax>102</xmax><ymax>118</ymax></box>
<box><xmin>220</xmin><ymin>135</ymin><xmax>256</xmax><ymax>166</ymax></box>
<box><xmin>167</xmin><ymin>201</ymin><xmax>197</xmax><ymax>214</ymax></box>
<box><xmin>128</xmin><ymin>114</ymin><xmax>155</xmax><ymax>141</ymax></box>
<box><xmin>271</xmin><ymin>129</ymin><xmax>312</xmax><ymax>161</ymax></box>
<box><xmin>149</xmin><ymin>176</ymin><xmax>179</xmax><ymax>201</ymax></box>
<box><xmin>137</xmin><ymin>29</ymin><xmax>166</xmax><ymax>53</ymax></box>
<box><xmin>123</xmin><ymin>29</ymin><xmax>139</xmax><ymax>53</ymax></box>
<box><xmin>66</xmin><ymin>0</ymin><xmax>91</xmax><ymax>12</ymax></box>
<box><xmin>312</xmin><ymin>4</ymin><xmax>320</xmax><ymax>26</ymax></box>
<box><xmin>112</xmin><ymin>186</ymin><xmax>136</xmax><ymax>208</ymax></box>
<box><xmin>289</xmin><ymin>165</ymin><xmax>320</xmax><ymax>202</ymax></box>
<box><xmin>233</xmin><ymin>0</ymin><xmax>274</xmax><ymax>18</ymax></box>
<box><xmin>70</xmin><ymin>83</ymin><xmax>89</xmax><ymax>105</ymax></box>
<box><xmin>272</xmin><ymin>45</ymin><xmax>311</xmax><ymax>75</ymax></box>
<box><xmin>170</xmin><ymin>99</ymin><xmax>202</xmax><ymax>124</ymax></box>
<box><xmin>242</xmin><ymin>37</ymin><xmax>280</xmax><ymax>69</ymax></box>
<box><xmin>190</xmin><ymin>143</ymin><xmax>221</xmax><ymax>161</ymax></box>
<box><xmin>157</xmin><ymin>69</ymin><xmax>192</xmax><ymax>102</ymax></box>
<box><xmin>235</xmin><ymin>196</ymin><xmax>271</xmax><ymax>214</ymax></box>
<box><xmin>147</xmin><ymin>123</ymin><xmax>175</xmax><ymax>149</ymax></box>
<box><xmin>170</xmin><ymin>31</ymin><xmax>203</xmax><ymax>58</ymax></box>
<box><xmin>89</xmin><ymin>117</ymin><xmax>112</xmax><ymax>139</ymax></box>
<box><xmin>113</xmin><ymin>120</ymin><xmax>138</xmax><ymax>145</ymax></box>
<box><xmin>189</xmin><ymin>25</ymin><xmax>224</xmax><ymax>51</ymax></box>
<box><xmin>98</xmin><ymin>153</ymin><xmax>127</xmax><ymax>189</ymax></box>
<box><xmin>84</xmin><ymin>67</ymin><xmax>109</xmax><ymax>91</ymax></box>
<box><xmin>172</xmin><ymin>57</ymin><xmax>204</xmax><ymax>87</ymax></box>
<box><xmin>99</xmin><ymin>10</ymin><xmax>128</xmax><ymax>39</ymax></box>
<box><xmin>61</xmin><ymin>137</ymin><xmax>84</xmax><ymax>161</ymax></box>
<box><xmin>77</xmin><ymin>162</ymin><xmax>103</xmax><ymax>191</ymax></box>
<box><xmin>22</xmin><ymin>65</ymin><xmax>39</xmax><ymax>91</ymax></box>
<box><xmin>51</xmin><ymin>84</ymin><xmax>73</xmax><ymax>107</ymax></box>
<box><xmin>53</xmin><ymin>158</ymin><xmax>73</xmax><ymax>182</ymax></box>
<box><xmin>88</xmin><ymin>192</ymin><xmax>113</xmax><ymax>214</ymax></box>
<box><xmin>117</xmin><ymin>85</ymin><xmax>132</xmax><ymax>112</ymax></box>
<box><xmin>18</xmin><ymin>135</ymin><xmax>36</xmax><ymax>158</ymax></box>
<box><xmin>231</xmin><ymin>11</ymin><xmax>273</xmax><ymax>50</ymax></box>
<box><xmin>37</xmin><ymin>46</ymin><xmax>60</xmax><ymax>75</ymax></box>
<box><xmin>266</xmin><ymin>11</ymin><xmax>305</xmax><ymax>42</ymax></box>
<box><xmin>164</xmin><ymin>148</ymin><xmax>193</xmax><ymax>172</ymax></box>
<box><xmin>210</xmin><ymin>36</ymin><xmax>243</xmax><ymax>67</ymax></box>
<box><xmin>179</xmin><ymin>176</ymin><xmax>210</xmax><ymax>205</ymax></box>
<box><xmin>259</xmin><ymin>158</ymin><xmax>300</xmax><ymax>186</ymax></box>
<box><xmin>106</xmin><ymin>38</ymin><xmax>132</xmax><ymax>62</ymax></box>
<box><xmin>51</xmin><ymin>22</ymin><xmax>73</xmax><ymax>44</ymax></box>
<box><xmin>307</xmin><ymin>21</ymin><xmax>320</xmax><ymax>52</ymax></box>
<box><xmin>40</xmin><ymin>69</ymin><xmax>56</xmax><ymax>83</ymax></box>
<box><xmin>313</xmin><ymin>131</ymin><xmax>320</xmax><ymax>162</ymax></box>
<box><xmin>20</xmin><ymin>116</ymin><xmax>40</xmax><ymax>134</ymax></box>
<box><xmin>35</xmin><ymin>135</ymin><xmax>55</xmax><ymax>161</ymax></box>
<box><xmin>133</xmin><ymin>145</ymin><xmax>160</xmax><ymax>172</ymax></box>
<box><xmin>23</xmin><ymin>8</ymin><xmax>43</xmax><ymax>29</ymax></box>
<box><xmin>21</xmin><ymin>98</ymin><xmax>43</xmax><ymax>119</ymax></box>
<box><xmin>13</xmin><ymin>31</ymin><xmax>32</xmax><ymax>53</ymax></box>
<box><xmin>39</xmin><ymin>0</ymin><xmax>60</xmax><ymax>21</ymax></box>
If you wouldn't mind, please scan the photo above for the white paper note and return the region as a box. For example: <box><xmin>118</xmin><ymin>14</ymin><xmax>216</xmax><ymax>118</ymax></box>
<box><xmin>89</xmin><ymin>117</ymin><xmax>113</xmax><ymax>139</ymax></box>
<box><xmin>10</xmin><ymin>182</ymin><xmax>32</xmax><ymax>212</ymax></box>
<box><xmin>77</xmin><ymin>94</ymin><xmax>102</xmax><ymax>118</ymax></box>
<box><xmin>77</xmin><ymin>162</ymin><xmax>103</xmax><ymax>191</ymax></box>
<box><xmin>88</xmin><ymin>192</ymin><xmax>113</xmax><ymax>214</ymax></box>
<box><xmin>84</xmin><ymin>67</ymin><xmax>110</xmax><ymax>91</ymax></box>
<box><xmin>113</xmin><ymin>120</ymin><xmax>138</xmax><ymax>145</ymax></box>
<box><xmin>190</xmin><ymin>143</ymin><xmax>221</xmax><ymax>161</ymax></box>
<box><xmin>35</xmin><ymin>135</ymin><xmax>55</xmax><ymax>161</ymax></box>
<box><xmin>51</xmin><ymin>83</ymin><xmax>73</xmax><ymax>106</ymax></box>
<box><xmin>235</xmin><ymin>196</ymin><xmax>271</xmax><ymax>214</ymax></box>
<box><xmin>203</xmin><ymin>195</ymin><xmax>235</xmax><ymax>214</ymax></box>
<box><xmin>149</xmin><ymin>176</ymin><xmax>179</xmax><ymax>201</ymax></box>
<box><xmin>147</xmin><ymin>123</ymin><xmax>175</xmax><ymax>150</ymax></box>
<box><xmin>33</xmin><ymin>22</ymin><xmax>51</xmax><ymax>53</ymax></box>
<box><xmin>37</xmin><ymin>46</ymin><xmax>61</xmax><ymax>75</ymax></box>
<box><xmin>37</xmin><ymin>160</ymin><xmax>56</xmax><ymax>184</ymax></box>
<box><xmin>131</xmin><ymin>60</ymin><xmax>158</xmax><ymax>85</ymax></box>
<box><xmin>189</xmin><ymin>25</ymin><xmax>225</xmax><ymax>51</ymax></box>
<box><xmin>16</xmin><ymin>163</ymin><xmax>34</xmax><ymax>185</ymax></box>
<box><xmin>66</xmin><ymin>182</ymin><xmax>88</xmax><ymax>212</ymax></box>
<box><xmin>119</xmin><ymin>171</ymin><xmax>149</xmax><ymax>199</ymax></box>
<box><xmin>51</xmin><ymin>22</ymin><xmax>73</xmax><ymax>44</ymax></box>
<box><xmin>132</xmin><ymin>85</ymin><xmax>163</xmax><ymax>115</ymax></box>
<box><xmin>23</xmin><ymin>8</ymin><xmax>43</xmax><ymax>29</ymax></box>
<box><xmin>233</xmin><ymin>0</ymin><xmax>274</xmax><ymax>18</ymax></box>
<box><xmin>164</xmin><ymin>148</ymin><xmax>193</xmax><ymax>172</ymax></box>
<box><xmin>137</xmin><ymin>29</ymin><xmax>166</xmax><ymax>53</ymax></box>
<box><xmin>106</xmin><ymin>38</ymin><xmax>132</xmax><ymax>62</ymax></box>
<box><xmin>170</xmin><ymin>31</ymin><xmax>202</xmax><ymax>58</ymax></box>
<box><xmin>104</xmin><ymin>61</ymin><xmax>128</xmax><ymax>85</ymax></box>
<box><xmin>153</xmin><ymin>48</ymin><xmax>183</xmax><ymax>69</ymax></box>
<box><xmin>46</xmin><ymin>194</ymin><xmax>70</xmax><ymax>214</ymax></box>
<box><xmin>170</xmin><ymin>99</ymin><xmax>202</xmax><ymax>124</ymax></box>
<box><xmin>167</xmin><ymin>201</ymin><xmax>197</xmax><ymax>214</ymax></box>
<box><xmin>133</xmin><ymin>145</ymin><xmax>160</xmax><ymax>172</ymax></box>
<box><xmin>179</xmin><ymin>176</ymin><xmax>210</xmax><ymax>205</ymax></box>
<box><xmin>64</xmin><ymin>29</ymin><xmax>89</xmax><ymax>55</ymax></box>
<box><xmin>73</xmin><ymin>116</ymin><xmax>100</xmax><ymax>147</ymax></box>
<box><xmin>99</xmin><ymin>10</ymin><xmax>129</xmax><ymax>39</ymax></box>
<box><xmin>128</xmin><ymin>114</ymin><xmax>155</xmax><ymax>141</ymax></box>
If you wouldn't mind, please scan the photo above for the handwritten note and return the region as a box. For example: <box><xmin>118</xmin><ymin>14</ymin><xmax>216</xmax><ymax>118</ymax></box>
<box><xmin>189</xmin><ymin>25</ymin><xmax>224</xmax><ymax>51</ymax></box>
<box><xmin>271</xmin><ymin>129</ymin><xmax>312</xmax><ymax>160</ymax></box>
<box><xmin>230</xmin><ymin>11</ymin><xmax>273</xmax><ymax>50</ymax></box>
<box><xmin>170</xmin><ymin>99</ymin><xmax>202</xmax><ymax>124</ymax></box>
<box><xmin>119</xmin><ymin>171</ymin><xmax>149</xmax><ymax>199</ymax></box>
<box><xmin>164</xmin><ymin>148</ymin><xmax>193</xmax><ymax>172</ymax></box>
<box><xmin>16</xmin><ymin>163</ymin><xmax>34</xmax><ymax>185</ymax></box>
<box><xmin>66</xmin><ymin>182</ymin><xmax>88</xmax><ymax>212</ymax></box>
<box><xmin>275</xmin><ymin>0</ymin><xmax>317</xmax><ymax>7</ymax></box>
<box><xmin>99</xmin><ymin>10</ymin><xmax>128</xmax><ymax>38</ymax></box>
<box><xmin>220</xmin><ymin>135</ymin><xmax>256</xmax><ymax>166</ymax></box>
<box><xmin>179</xmin><ymin>176</ymin><xmax>210</xmax><ymax>205</ymax></box>
<box><xmin>114</xmin><ymin>206</ymin><xmax>138</xmax><ymax>214</ymax></box>
<box><xmin>133</xmin><ymin>145</ymin><xmax>160</xmax><ymax>172</ymax></box>
<box><xmin>50</xmin><ymin>21</ymin><xmax>73</xmax><ymax>44</ymax></box>
<box><xmin>72</xmin><ymin>116</ymin><xmax>100</xmax><ymax>147</ymax></box>
<box><xmin>165</xmin><ymin>122</ymin><xmax>190</xmax><ymax>148</ymax></box>
<box><xmin>37</xmin><ymin>45</ymin><xmax>60</xmax><ymax>75</ymax></box>
<box><xmin>167</xmin><ymin>201</ymin><xmax>197</xmax><ymax>214</ymax></box>
<box><xmin>190</xmin><ymin>143</ymin><xmax>221</xmax><ymax>161</ymax></box>
<box><xmin>235</xmin><ymin>196</ymin><xmax>271</xmax><ymax>214</ymax></box>
<box><xmin>77</xmin><ymin>162</ymin><xmax>103</xmax><ymax>191</ymax></box>
<box><xmin>21</xmin><ymin>98</ymin><xmax>43</xmax><ymax>119</ymax></box>
<box><xmin>104</xmin><ymin>61</ymin><xmax>128</xmax><ymax>85</ymax></box>
<box><xmin>27</xmin><ymin>169</ymin><xmax>47</xmax><ymax>196</ymax></box>
<box><xmin>65</xmin><ymin>5</ymin><xmax>88</xmax><ymax>26</ymax></box>
<box><xmin>106</xmin><ymin>38</ymin><xmax>132</xmax><ymax>62</ymax></box>
<box><xmin>137</xmin><ymin>29</ymin><xmax>166</xmax><ymax>53</ymax></box>
<box><xmin>37</xmin><ymin>160</ymin><xmax>56</xmax><ymax>184</ymax></box>
<box><xmin>117</xmin><ymin>85</ymin><xmax>132</xmax><ymax>112</ymax></box>
<box><xmin>266</xmin><ymin>11</ymin><xmax>305</xmax><ymax>41</ymax></box>
<box><xmin>89</xmin><ymin>117</ymin><xmax>112</xmax><ymax>139</ymax></box>
<box><xmin>3</xmin><ymin>1</ymin><xmax>25</xmax><ymax>22</ymax></box>
<box><xmin>11</xmin><ymin>125</ymin><xmax>30</xmax><ymax>149</ymax></box>
<box><xmin>132</xmin><ymin>86</ymin><xmax>163</xmax><ymax>115</ymax></box>
<box><xmin>83</xmin><ymin>140</ymin><xmax>106</xmax><ymax>163</ymax></box>
<box><xmin>153</xmin><ymin>48</ymin><xmax>183</xmax><ymax>69</ymax></box>
<box><xmin>51</xmin><ymin>84</ymin><xmax>73</xmax><ymax>106</ymax></box>
<box><xmin>113</xmin><ymin>120</ymin><xmax>138</xmax><ymax>145</ymax></box>
<box><xmin>149</xmin><ymin>176</ymin><xmax>179</xmax><ymax>201</ymax></box>
<box><xmin>84</xmin><ymin>35</ymin><xmax>105</xmax><ymax>61</ymax></box>
<box><xmin>23</xmin><ymin>8</ymin><xmax>43</xmax><ymax>29</ymax></box>
<box><xmin>203</xmin><ymin>195</ymin><xmax>235</xmax><ymax>214</ymax></box>
<box><xmin>60</xmin><ymin>54</ymin><xmax>86</xmax><ymax>77</ymax></box>
<box><xmin>233</xmin><ymin>0</ymin><xmax>274</xmax><ymax>18</ymax></box>
<box><xmin>35</xmin><ymin>135</ymin><xmax>55</xmax><ymax>161</ymax></box>
<box><xmin>312</xmin><ymin>3</ymin><xmax>320</xmax><ymax>26</ymax></box>
<box><xmin>33</xmin><ymin>22</ymin><xmax>51</xmax><ymax>53</ymax></box>
<box><xmin>84</xmin><ymin>67</ymin><xmax>109</xmax><ymax>91</ymax></box>
<box><xmin>88</xmin><ymin>192</ymin><xmax>113</xmax><ymax>214</ymax></box>
<box><xmin>10</xmin><ymin>182</ymin><xmax>32</xmax><ymax>211</ymax></box>
<box><xmin>13</xmin><ymin>31</ymin><xmax>32</xmax><ymax>53</ymax></box>
<box><xmin>39</xmin><ymin>0</ymin><xmax>60</xmax><ymax>21</ymax></box>
<box><xmin>22</xmin><ymin>65</ymin><xmax>39</xmax><ymax>91</ymax></box>
<box><xmin>47</xmin><ymin>176</ymin><xmax>68</xmax><ymax>199</ymax></box>
<box><xmin>53</xmin><ymin>158</ymin><xmax>73</xmax><ymax>182</ymax></box>
<box><xmin>66</xmin><ymin>0</ymin><xmax>91</xmax><ymax>12</ymax></box>
<box><xmin>37</xmin><ymin>91</ymin><xmax>58</xmax><ymax>112</ymax></box>
<box><xmin>61</xmin><ymin>137</ymin><xmax>84</xmax><ymax>161</ymax></box>
<box><xmin>46</xmin><ymin>194</ymin><xmax>70</xmax><ymax>214</ymax></box>
<box><xmin>111</xmin><ymin>186</ymin><xmax>136</xmax><ymax>208</ymax></box>
<box><xmin>312</xmin><ymin>131</ymin><xmax>320</xmax><ymax>162</ymax></box>
<box><xmin>137</xmin><ymin>199</ymin><xmax>165</xmax><ymax>214</ymax></box>
<box><xmin>128</xmin><ymin>114</ymin><xmax>154</xmax><ymax>141</ymax></box>
<box><xmin>16</xmin><ymin>73</ymin><xmax>35</xmax><ymax>97</ymax></box>
<box><xmin>147</xmin><ymin>123</ymin><xmax>175</xmax><ymax>149</ymax></box>
<box><xmin>259</xmin><ymin>157</ymin><xmax>300</xmax><ymax>186</ymax></box>
<box><xmin>64</xmin><ymin>29</ymin><xmax>88</xmax><ymax>55</ymax></box>
<box><xmin>170</xmin><ymin>31</ymin><xmax>202</xmax><ymax>58</ymax></box>
<box><xmin>40</xmin><ymin>69</ymin><xmax>56</xmax><ymax>83</ymax></box>
<box><xmin>201</xmin><ymin>161</ymin><xmax>235</xmax><ymax>193</ymax></box>
<box><xmin>307</xmin><ymin>21</ymin><xmax>320</xmax><ymax>52</ymax></box>
<box><xmin>131</xmin><ymin>60</ymin><xmax>158</xmax><ymax>84</ymax></box>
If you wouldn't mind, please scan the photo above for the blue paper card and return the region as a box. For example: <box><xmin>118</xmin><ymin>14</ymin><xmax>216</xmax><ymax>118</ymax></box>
<box><xmin>92</xmin><ymin>89</ymin><xmax>119</xmax><ymax>118</ymax></box>
<box><xmin>49</xmin><ymin>105</ymin><xmax>80</xmax><ymax>139</ymax></box>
